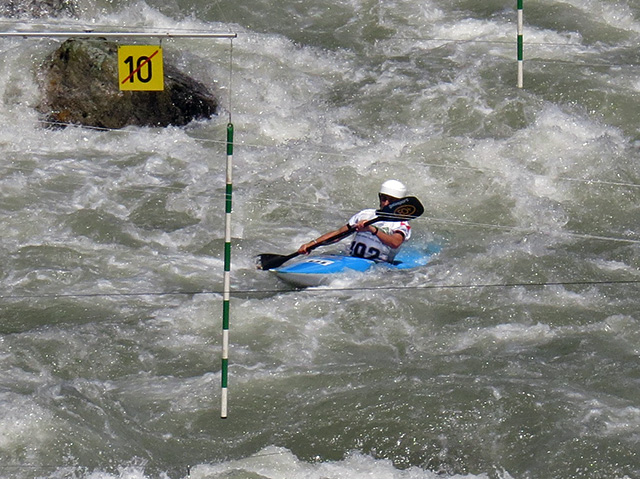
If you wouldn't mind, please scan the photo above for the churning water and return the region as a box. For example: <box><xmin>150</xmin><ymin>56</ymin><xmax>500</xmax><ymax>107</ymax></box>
<box><xmin>1</xmin><ymin>0</ymin><xmax>640</xmax><ymax>478</ymax></box>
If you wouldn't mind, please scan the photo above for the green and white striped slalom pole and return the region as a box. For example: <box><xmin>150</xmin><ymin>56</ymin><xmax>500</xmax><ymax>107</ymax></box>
<box><xmin>517</xmin><ymin>0</ymin><xmax>524</xmax><ymax>88</ymax></box>
<box><xmin>221</xmin><ymin>122</ymin><xmax>233</xmax><ymax>419</ymax></box>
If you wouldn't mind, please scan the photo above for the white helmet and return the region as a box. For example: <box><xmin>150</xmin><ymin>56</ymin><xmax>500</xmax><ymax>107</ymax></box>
<box><xmin>379</xmin><ymin>179</ymin><xmax>407</xmax><ymax>199</ymax></box>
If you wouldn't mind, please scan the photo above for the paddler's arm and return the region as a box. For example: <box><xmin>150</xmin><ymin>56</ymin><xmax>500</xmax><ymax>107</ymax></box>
<box><xmin>354</xmin><ymin>221</ymin><xmax>405</xmax><ymax>249</ymax></box>
<box><xmin>298</xmin><ymin>224</ymin><xmax>351</xmax><ymax>254</ymax></box>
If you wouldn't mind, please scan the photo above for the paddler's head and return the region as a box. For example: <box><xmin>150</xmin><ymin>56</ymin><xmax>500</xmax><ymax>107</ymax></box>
<box><xmin>378</xmin><ymin>179</ymin><xmax>407</xmax><ymax>207</ymax></box>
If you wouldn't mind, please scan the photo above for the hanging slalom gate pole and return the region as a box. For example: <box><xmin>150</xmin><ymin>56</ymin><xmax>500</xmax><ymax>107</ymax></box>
<box><xmin>517</xmin><ymin>0</ymin><xmax>524</xmax><ymax>88</ymax></box>
<box><xmin>221</xmin><ymin>122</ymin><xmax>233</xmax><ymax>419</ymax></box>
<box><xmin>0</xmin><ymin>27</ymin><xmax>238</xmax><ymax>418</ymax></box>
<box><xmin>221</xmin><ymin>38</ymin><xmax>235</xmax><ymax>419</ymax></box>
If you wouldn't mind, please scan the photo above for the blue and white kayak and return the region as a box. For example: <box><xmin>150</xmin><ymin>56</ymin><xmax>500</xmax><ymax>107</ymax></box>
<box><xmin>272</xmin><ymin>245</ymin><xmax>440</xmax><ymax>287</ymax></box>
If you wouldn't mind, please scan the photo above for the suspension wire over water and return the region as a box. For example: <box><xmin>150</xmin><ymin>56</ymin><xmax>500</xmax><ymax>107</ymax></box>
<box><xmin>1</xmin><ymin>277</ymin><xmax>639</xmax><ymax>301</ymax></box>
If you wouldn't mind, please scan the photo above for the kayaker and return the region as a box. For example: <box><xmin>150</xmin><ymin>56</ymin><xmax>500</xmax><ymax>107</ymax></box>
<box><xmin>298</xmin><ymin>180</ymin><xmax>412</xmax><ymax>263</ymax></box>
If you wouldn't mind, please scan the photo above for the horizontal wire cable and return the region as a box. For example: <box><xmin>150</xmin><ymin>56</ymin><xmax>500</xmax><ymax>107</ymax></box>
<box><xmin>6</xmin><ymin>119</ymin><xmax>640</xmax><ymax>191</ymax></box>
<box><xmin>1</xmin><ymin>19</ymin><xmax>638</xmax><ymax>64</ymax></box>
<box><xmin>3</xmin><ymin>122</ymin><xmax>640</xmax><ymax>240</ymax></box>
<box><xmin>1</xmin><ymin>277</ymin><xmax>639</xmax><ymax>301</ymax></box>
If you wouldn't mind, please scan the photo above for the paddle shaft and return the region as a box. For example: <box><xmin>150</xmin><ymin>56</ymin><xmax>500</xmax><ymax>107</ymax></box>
<box><xmin>307</xmin><ymin>216</ymin><xmax>381</xmax><ymax>251</ymax></box>
<box><xmin>259</xmin><ymin>217</ymin><xmax>380</xmax><ymax>270</ymax></box>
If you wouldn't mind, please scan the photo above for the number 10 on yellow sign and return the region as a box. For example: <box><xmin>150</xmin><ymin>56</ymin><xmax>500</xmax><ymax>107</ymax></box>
<box><xmin>118</xmin><ymin>45</ymin><xmax>164</xmax><ymax>91</ymax></box>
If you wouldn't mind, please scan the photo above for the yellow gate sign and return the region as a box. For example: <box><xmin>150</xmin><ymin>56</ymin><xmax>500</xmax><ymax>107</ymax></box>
<box><xmin>118</xmin><ymin>45</ymin><xmax>164</xmax><ymax>91</ymax></box>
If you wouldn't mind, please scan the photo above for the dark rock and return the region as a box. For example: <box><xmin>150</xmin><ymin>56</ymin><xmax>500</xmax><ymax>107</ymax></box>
<box><xmin>37</xmin><ymin>38</ymin><xmax>219</xmax><ymax>129</ymax></box>
<box><xmin>0</xmin><ymin>0</ymin><xmax>77</xmax><ymax>18</ymax></box>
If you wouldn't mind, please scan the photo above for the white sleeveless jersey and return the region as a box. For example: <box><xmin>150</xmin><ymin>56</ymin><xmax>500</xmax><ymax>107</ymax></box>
<box><xmin>347</xmin><ymin>208</ymin><xmax>412</xmax><ymax>262</ymax></box>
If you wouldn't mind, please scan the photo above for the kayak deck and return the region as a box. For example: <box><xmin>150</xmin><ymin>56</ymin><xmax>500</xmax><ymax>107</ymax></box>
<box><xmin>272</xmin><ymin>245</ymin><xmax>440</xmax><ymax>287</ymax></box>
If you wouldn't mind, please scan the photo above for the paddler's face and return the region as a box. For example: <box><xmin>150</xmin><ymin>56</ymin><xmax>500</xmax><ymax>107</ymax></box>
<box><xmin>378</xmin><ymin>193</ymin><xmax>397</xmax><ymax>208</ymax></box>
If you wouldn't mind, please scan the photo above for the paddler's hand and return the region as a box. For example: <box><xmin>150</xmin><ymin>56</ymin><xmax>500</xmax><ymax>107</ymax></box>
<box><xmin>355</xmin><ymin>220</ymin><xmax>377</xmax><ymax>234</ymax></box>
<box><xmin>298</xmin><ymin>240</ymin><xmax>317</xmax><ymax>254</ymax></box>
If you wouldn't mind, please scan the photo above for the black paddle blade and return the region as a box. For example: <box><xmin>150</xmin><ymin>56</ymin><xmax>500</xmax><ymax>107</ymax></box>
<box><xmin>256</xmin><ymin>252</ymin><xmax>300</xmax><ymax>271</ymax></box>
<box><xmin>377</xmin><ymin>196</ymin><xmax>424</xmax><ymax>221</ymax></box>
